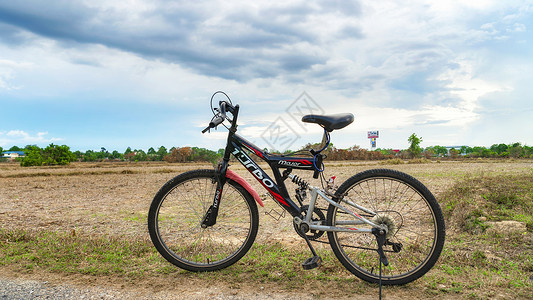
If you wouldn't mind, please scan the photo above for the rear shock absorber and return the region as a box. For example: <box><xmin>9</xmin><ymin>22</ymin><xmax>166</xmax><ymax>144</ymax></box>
<box><xmin>289</xmin><ymin>174</ymin><xmax>309</xmax><ymax>190</ymax></box>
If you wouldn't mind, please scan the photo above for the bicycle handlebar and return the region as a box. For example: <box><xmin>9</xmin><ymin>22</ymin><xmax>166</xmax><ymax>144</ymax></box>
<box><xmin>202</xmin><ymin>101</ymin><xmax>232</xmax><ymax>133</ymax></box>
<box><xmin>209</xmin><ymin>115</ymin><xmax>225</xmax><ymax>128</ymax></box>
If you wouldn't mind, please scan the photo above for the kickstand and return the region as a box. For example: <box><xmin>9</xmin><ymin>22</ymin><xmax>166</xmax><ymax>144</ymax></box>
<box><xmin>379</xmin><ymin>254</ymin><xmax>383</xmax><ymax>300</ymax></box>
<box><xmin>372</xmin><ymin>228</ymin><xmax>388</xmax><ymax>300</ymax></box>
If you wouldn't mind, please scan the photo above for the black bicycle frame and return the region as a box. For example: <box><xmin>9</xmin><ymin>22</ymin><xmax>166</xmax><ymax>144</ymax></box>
<box><xmin>228</xmin><ymin>133</ymin><xmax>315</xmax><ymax>216</ymax></box>
<box><xmin>203</xmin><ymin>103</ymin><xmax>317</xmax><ymax>227</ymax></box>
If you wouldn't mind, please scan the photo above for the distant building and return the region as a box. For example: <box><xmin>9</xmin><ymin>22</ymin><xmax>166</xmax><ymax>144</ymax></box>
<box><xmin>1</xmin><ymin>151</ymin><xmax>25</xmax><ymax>160</ymax></box>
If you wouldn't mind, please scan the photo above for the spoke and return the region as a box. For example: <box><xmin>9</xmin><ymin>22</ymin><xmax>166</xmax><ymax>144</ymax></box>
<box><xmin>182</xmin><ymin>193</ymin><xmax>203</xmax><ymax>221</ymax></box>
<box><xmin>327</xmin><ymin>172</ymin><xmax>442</xmax><ymax>283</ymax></box>
<box><xmin>156</xmin><ymin>175</ymin><xmax>254</xmax><ymax>266</ymax></box>
<box><xmin>401</xmin><ymin>201</ymin><xmax>432</xmax><ymax>217</ymax></box>
<box><xmin>389</xmin><ymin>183</ymin><xmax>413</xmax><ymax>213</ymax></box>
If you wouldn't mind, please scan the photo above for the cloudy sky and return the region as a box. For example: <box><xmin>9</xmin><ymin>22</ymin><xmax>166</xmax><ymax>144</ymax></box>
<box><xmin>1</xmin><ymin>0</ymin><xmax>532</xmax><ymax>152</ymax></box>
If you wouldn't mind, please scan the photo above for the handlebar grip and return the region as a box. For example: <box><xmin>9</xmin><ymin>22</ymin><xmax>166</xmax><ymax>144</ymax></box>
<box><xmin>202</xmin><ymin>101</ymin><xmax>233</xmax><ymax>134</ymax></box>
<box><xmin>219</xmin><ymin>101</ymin><xmax>227</xmax><ymax>118</ymax></box>
<box><xmin>202</xmin><ymin>115</ymin><xmax>224</xmax><ymax>133</ymax></box>
<box><xmin>209</xmin><ymin>116</ymin><xmax>225</xmax><ymax>128</ymax></box>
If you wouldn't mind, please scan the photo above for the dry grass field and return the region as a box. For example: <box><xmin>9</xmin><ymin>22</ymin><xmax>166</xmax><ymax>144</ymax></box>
<box><xmin>1</xmin><ymin>159</ymin><xmax>532</xmax><ymax>299</ymax></box>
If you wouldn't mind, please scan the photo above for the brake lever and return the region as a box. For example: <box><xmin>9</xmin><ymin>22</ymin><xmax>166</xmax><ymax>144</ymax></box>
<box><xmin>202</xmin><ymin>101</ymin><xmax>232</xmax><ymax>134</ymax></box>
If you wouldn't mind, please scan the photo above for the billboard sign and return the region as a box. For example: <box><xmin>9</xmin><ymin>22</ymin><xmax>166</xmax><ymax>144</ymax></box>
<box><xmin>368</xmin><ymin>131</ymin><xmax>379</xmax><ymax>139</ymax></box>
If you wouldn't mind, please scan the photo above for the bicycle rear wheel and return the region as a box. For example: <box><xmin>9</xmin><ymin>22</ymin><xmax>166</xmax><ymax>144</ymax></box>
<box><xmin>327</xmin><ymin>169</ymin><xmax>445</xmax><ymax>285</ymax></box>
<box><xmin>148</xmin><ymin>169</ymin><xmax>259</xmax><ymax>271</ymax></box>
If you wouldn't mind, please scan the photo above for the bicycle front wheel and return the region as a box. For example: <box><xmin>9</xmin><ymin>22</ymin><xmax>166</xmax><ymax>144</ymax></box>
<box><xmin>148</xmin><ymin>169</ymin><xmax>259</xmax><ymax>272</ymax></box>
<box><xmin>327</xmin><ymin>169</ymin><xmax>445</xmax><ymax>285</ymax></box>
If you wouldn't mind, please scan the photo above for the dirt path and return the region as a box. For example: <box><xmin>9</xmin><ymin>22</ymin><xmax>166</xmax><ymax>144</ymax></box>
<box><xmin>0</xmin><ymin>268</ymin><xmax>389</xmax><ymax>299</ymax></box>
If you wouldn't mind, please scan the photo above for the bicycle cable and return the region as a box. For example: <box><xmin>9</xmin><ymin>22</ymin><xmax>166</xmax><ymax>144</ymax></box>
<box><xmin>209</xmin><ymin>91</ymin><xmax>233</xmax><ymax>131</ymax></box>
<box><xmin>312</xmin><ymin>129</ymin><xmax>329</xmax><ymax>173</ymax></box>
<box><xmin>280</xmin><ymin>149</ymin><xmax>314</xmax><ymax>157</ymax></box>
<box><xmin>210</xmin><ymin>91</ymin><xmax>232</xmax><ymax>116</ymax></box>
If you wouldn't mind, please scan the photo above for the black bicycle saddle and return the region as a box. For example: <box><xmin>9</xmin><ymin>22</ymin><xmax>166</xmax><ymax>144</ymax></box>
<box><xmin>302</xmin><ymin>113</ymin><xmax>354</xmax><ymax>132</ymax></box>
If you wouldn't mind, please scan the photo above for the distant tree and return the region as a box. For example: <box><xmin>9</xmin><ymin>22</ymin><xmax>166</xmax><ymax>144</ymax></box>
<box><xmin>73</xmin><ymin>150</ymin><xmax>83</xmax><ymax>161</ymax></box>
<box><xmin>490</xmin><ymin>143</ymin><xmax>508</xmax><ymax>154</ymax></box>
<box><xmin>422</xmin><ymin>148</ymin><xmax>434</xmax><ymax>159</ymax></box>
<box><xmin>508</xmin><ymin>142</ymin><xmax>524</xmax><ymax>158</ymax></box>
<box><xmin>524</xmin><ymin>145</ymin><xmax>533</xmax><ymax>158</ymax></box>
<box><xmin>449</xmin><ymin>148</ymin><xmax>460</xmax><ymax>159</ymax></box>
<box><xmin>407</xmin><ymin>133</ymin><xmax>423</xmax><ymax>158</ymax></box>
<box><xmin>164</xmin><ymin>147</ymin><xmax>193</xmax><ymax>163</ymax></box>
<box><xmin>21</xmin><ymin>144</ymin><xmax>75</xmax><ymax>166</ymax></box>
<box><xmin>498</xmin><ymin>151</ymin><xmax>509</xmax><ymax>158</ymax></box>
<box><xmin>44</xmin><ymin>144</ymin><xmax>76</xmax><ymax>165</ymax></box>
<box><xmin>431</xmin><ymin>145</ymin><xmax>448</xmax><ymax>157</ymax></box>
<box><xmin>156</xmin><ymin>146</ymin><xmax>167</xmax><ymax>161</ymax></box>
<box><xmin>0</xmin><ymin>146</ymin><xmax>5</xmax><ymax>162</ymax></box>
<box><xmin>145</xmin><ymin>147</ymin><xmax>156</xmax><ymax>161</ymax></box>
<box><xmin>83</xmin><ymin>150</ymin><xmax>98</xmax><ymax>161</ymax></box>
<box><xmin>133</xmin><ymin>149</ymin><xmax>147</xmax><ymax>161</ymax></box>
<box><xmin>9</xmin><ymin>146</ymin><xmax>22</xmax><ymax>151</ymax></box>
<box><xmin>20</xmin><ymin>145</ymin><xmax>43</xmax><ymax>166</ymax></box>
<box><xmin>163</xmin><ymin>146</ymin><xmax>223</xmax><ymax>163</ymax></box>
<box><xmin>469</xmin><ymin>146</ymin><xmax>495</xmax><ymax>158</ymax></box>
<box><xmin>124</xmin><ymin>152</ymin><xmax>136</xmax><ymax>161</ymax></box>
<box><xmin>124</xmin><ymin>147</ymin><xmax>132</xmax><ymax>155</ymax></box>
<box><xmin>460</xmin><ymin>146</ymin><xmax>472</xmax><ymax>155</ymax></box>
<box><xmin>189</xmin><ymin>147</ymin><xmax>220</xmax><ymax>163</ymax></box>
<box><xmin>94</xmin><ymin>147</ymin><xmax>109</xmax><ymax>160</ymax></box>
<box><xmin>111</xmin><ymin>150</ymin><xmax>123</xmax><ymax>160</ymax></box>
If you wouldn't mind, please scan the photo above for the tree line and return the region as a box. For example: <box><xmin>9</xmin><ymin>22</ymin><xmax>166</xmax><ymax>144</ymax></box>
<box><xmin>0</xmin><ymin>145</ymin><xmax>223</xmax><ymax>166</ymax></box>
<box><xmin>1</xmin><ymin>136</ymin><xmax>532</xmax><ymax>167</ymax></box>
<box><xmin>399</xmin><ymin>134</ymin><xmax>533</xmax><ymax>159</ymax></box>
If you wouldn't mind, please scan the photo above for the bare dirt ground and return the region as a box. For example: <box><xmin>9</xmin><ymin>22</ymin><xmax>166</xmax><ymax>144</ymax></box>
<box><xmin>1</xmin><ymin>160</ymin><xmax>532</xmax><ymax>299</ymax></box>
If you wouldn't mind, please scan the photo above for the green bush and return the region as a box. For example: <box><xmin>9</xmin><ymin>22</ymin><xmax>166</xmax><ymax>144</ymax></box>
<box><xmin>20</xmin><ymin>144</ymin><xmax>76</xmax><ymax>167</ymax></box>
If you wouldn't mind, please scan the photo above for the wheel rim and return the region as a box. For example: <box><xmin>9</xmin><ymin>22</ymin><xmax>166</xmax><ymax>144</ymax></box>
<box><xmin>332</xmin><ymin>176</ymin><xmax>438</xmax><ymax>280</ymax></box>
<box><xmin>155</xmin><ymin>176</ymin><xmax>254</xmax><ymax>267</ymax></box>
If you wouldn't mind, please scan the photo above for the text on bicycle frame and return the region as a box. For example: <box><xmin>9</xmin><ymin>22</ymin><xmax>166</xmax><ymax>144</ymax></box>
<box><xmin>232</xmin><ymin>148</ymin><xmax>275</xmax><ymax>188</ymax></box>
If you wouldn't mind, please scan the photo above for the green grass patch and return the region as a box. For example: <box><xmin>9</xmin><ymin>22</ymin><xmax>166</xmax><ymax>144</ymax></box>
<box><xmin>432</xmin><ymin>172</ymin><xmax>533</xmax><ymax>298</ymax></box>
<box><xmin>0</xmin><ymin>227</ymin><xmax>531</xmax><ymax>298</ymax></box>
<box><xmin>441</xmin><ymin>173</ymin><xmax>533</xmax><ymax>232</ymax></box>
<box><xmin>0</xmin><ymin>229</ymin><xmax>165</xmax><ymax>276</ymax></box>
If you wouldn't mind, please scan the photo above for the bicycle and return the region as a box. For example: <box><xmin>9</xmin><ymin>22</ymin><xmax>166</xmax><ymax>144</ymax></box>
<box><xmin>148</xmin><ymin>91</ymin><xmax>445</xmax><ymax>286</ymax></box>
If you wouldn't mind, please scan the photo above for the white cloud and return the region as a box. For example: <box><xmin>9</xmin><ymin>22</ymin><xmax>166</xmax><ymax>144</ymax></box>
<box><xmin>0</xmin><ymin>0</ymin><xmax>532</xmax><ymax>151</ymax></box>
<box><xmin>0</xmin><ymin>59</ymin><xmax>31</xmax><ymax>90</ymax></box>
<box><xmin>437</xmin><ymin>60</ymin><xmax>511</xmax><ymax>112</ymax></box>
<box><xmin>0</xmin><ymin>130</ymin><xmax>63</xmax><ymax>147</ymax></box>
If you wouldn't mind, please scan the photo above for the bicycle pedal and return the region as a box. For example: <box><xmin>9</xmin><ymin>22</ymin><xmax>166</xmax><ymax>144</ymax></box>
<box><xmin>302</xmin><ymin>256</ymin><xmax>322</xmax><ymax>270</ymax></box>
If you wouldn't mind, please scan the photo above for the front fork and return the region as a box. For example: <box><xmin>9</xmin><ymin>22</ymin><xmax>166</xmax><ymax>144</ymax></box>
<box><xmin>201</xmin><ymin>160</ymin><xmax>229</xmax><ymax>228</ymax></box>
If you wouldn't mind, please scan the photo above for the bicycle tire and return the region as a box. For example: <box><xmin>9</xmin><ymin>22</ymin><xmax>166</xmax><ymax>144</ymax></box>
<box><xmin>327</xmin><ymin>168</ymin><xmax>445</xmax><ymax>285</ymax></box>
<box><xmin>148</xmin><ymin>169</ymin><xmax>259</xmax><ymax>272</ymax></box>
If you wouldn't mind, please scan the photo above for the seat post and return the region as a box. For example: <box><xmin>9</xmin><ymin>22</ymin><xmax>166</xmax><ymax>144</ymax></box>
<box><xmin>317</xmin><ymin>130</ymin><xmax>330</xmax><ymax>152</ymax></box>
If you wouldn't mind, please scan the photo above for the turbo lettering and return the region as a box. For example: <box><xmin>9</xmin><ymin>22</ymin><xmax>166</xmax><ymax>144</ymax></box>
<box><xmin>232</xmin><ymin>148</ymin><xmax>275</xmax><ymax>188</ymax></box>
<box><xmin>213</xmin><ymin>189</ymin><xmax>221</xmax><ymax>208</ymax></box>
